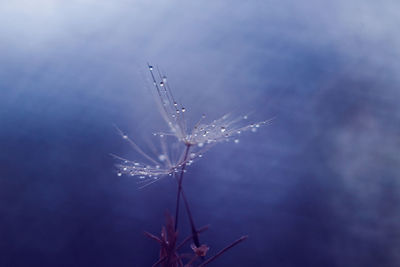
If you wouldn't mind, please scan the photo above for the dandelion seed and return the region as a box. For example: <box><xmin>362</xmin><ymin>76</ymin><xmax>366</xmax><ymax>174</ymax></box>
<box><xmin>113</xmin><ymin>65</ymin><xmax>273</xmax><ymax>186</ymax></box>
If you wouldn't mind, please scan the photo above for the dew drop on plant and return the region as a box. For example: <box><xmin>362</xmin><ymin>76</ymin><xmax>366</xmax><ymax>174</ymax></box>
<box><xmin>234</xmin><ymin>139</ymin><xmax>240</xmax><ymax>144</ymax></box>
<box><xmin>198</xmin><ymin>154</ymin><xmax>203</xmax><ymax>158</ymax></box>
<box><xmin>255</xmin><ymin>124</ymin><xmax>260</xmax><ymax>128</ymax></box>
<box><xmin>159</xmin><ymin>134</ymin><xmax>164</xmax><ymax>138</ymax></box>
<box><xmin>174</xmin><ymin>102</ymin><xmax>178</xmax><ymax>107</ymax></box>
<box><xmin>162</xmin><ymin>76</ymin><xmax>167</xmax><ymax>82</ymax></box>
<box><xmin>220</xmin><ymin>127</ymin><xmax>226</xmax><ymax>133</ymax></box>
<box><xmin>190</xmin><ymin>153</ymin><xmax>196</xmax><ymax>159</ymax></box>
<box><xmin>148</xmin><ymin>65</ymin><xmax>153</xmax><ymax>70</ymax></box>
<box><xmin>123</xmin><ymin>167</ymin><xmax>127</xmax><ymax>171</ymax></box>
<box><xmin>198</xmin><ymin>142</ymin><xmax>204</xmax><ymax>147</ymax></box>
<box><xmin>159</xmin><ymin>154</ymin><xmax>166</xmax><ymax>161</ymax></box>
<box><xmin>139</xmin><ymin>176</ymin><xmax>145</xmax><ymax>179</ymax></box>
<box><xmin>251</xmin><ymin>127</ymin><xmax>257</xmax><ymax>132</ymax></box>
<box><xmin>117</xmin><ymin>172</ymin><xmax>122</xmax><ymax>176</ymax></box>
<box><xmin>156</xmin><ymin>165</ymin><xmax>160</xmax><ymax>169</ymax></box>
<box><xmin>243</xmin><ymin>115</ymin><xmax>248</xmax><ymax>119</ymax></box>
<box><xmin>123</xmin><ymin>135</ymin><xmax>128</xmax><ymax>139</ymax></box>
<box><xmin>160</xmin><ymin>81</ymin><xmax>164</xmax><ymax>87</ymax></box>
<box><xmin>134</xmin><ymin>162</ymin><xmax>140</xmax><ymax>166</ymax></box>
<box><xmin>182</xmin><ymin>107</ymin><xmax>186</xmax><ymax>112</ymax></box>
<box><xmin>202</xmin><ymin>114</ymin><xmax>206</xmax><ymax>119</ymax></box>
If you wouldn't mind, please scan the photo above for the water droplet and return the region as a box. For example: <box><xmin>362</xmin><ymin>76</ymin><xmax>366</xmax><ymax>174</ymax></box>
<box><xmin>123</xmin><ymin>135</ymin><xmax>128</xmax><ymax>139</ymax></box>
<box><xmin>160</xmin><ymin>81</ymin><xmax>164</xmax><ymax>87</ymax></box>
<box><xmin>234</xmin><ymin>139</ymin><xmax>240</xmax><ymax>144</ymax></box>
<box><xmin>183</xmin><ymin>170</ymin><xmax>187</xmax><ymax>173</ymax></box>
<box><xmin>251</xmin><ymin>127</ymin><xmax>257</xmax><ymax>132</ymax></box>
<box><xmin>198</xmin><ymin>142</ymin><xmax>204</xmax><ymax>147</ymax></box>
<box><xmin>159</xmin><ymin>134</ymin><xmax>164</xmax><ymax>138</ymax></box>
<box><xmin>123</xmin><ymin>167</ymin><xmax>127</xmax><ymax>171</ymax></box>
<box><xmin>158</xmin><ymin>154</ymin><xmax>166</xmax><ymax>161</ymax></box>
<box><xmin>162</xmin><ymin>76</ymin><xmax>167</xmax><ymax>82</ymax></box>
<box><xmin>156</xmin><ymin>165</ymin><xmax>160</xmax><ymax>169</ymax></box>
<box><xmin>190</xmin><ymin>153</ymin><xmax>196</xmax><ymax>159</ymax></box>
<box><xmin>168</xmin><ymin>173</ymin><xmax>173</xmax><ymax>176</ymax></box>
<box><xmin>243</xmin><ymin>115</ymin><xmax>248</xmax><ymax>119</ymax></box>
<box><xmin>117</xmin><ymin>172</ymin><xmax>122</xmax><ymax>176</ymax></box>
<box><xmin>198</xmin><ymin>154</ymin><xmax>203</xmax><ymax>158</ymax></box>
<box><xmin>255</xmin><ymin>124</ymin><xmax>260</xmax><ymax>128</ymax></box>
<box><xmin>139</xmin><ymin>176</ymin><xmax>145</xmax><ymax>179</ymax></box>
<box><xmin>174</xmin><ymin>102</ymin><xmax>178</xmax><ymax>107</ymax></box>
<box><xmin>124</xmin><ymin>160</ymin><xmax>128</xmax><ymax>164</ymax></box>
<box><xmin>182</xmin><ymin>107</ymin><xmax>186</xmax><ymax>112</ymax></box>
<box><xmin>202</xmin><ymin>114</ymin><xmax>206</xmax><ymax>119</ymax></box>
<box><xmin>153</xmin><ymin>133</ymin><xmax>157</xmax><ymax>136</ymax></box>
<box><xmin>237</xmin><ymin>130</ymin><xmax>241</xmax><ymax>134</ymax></box>
<box><xmin>148</xmin><ymin>65</ymin><xmax>153</xmax><ymax>70</ymax></box>
<box><xmin>220</xmin><ymin>127</ymin><xmax>226</xmax><ymax>133</ymax></box>
<box><xmin>134</xmin><ymin>162</ymin><xmax>140</xmax><ymax>166</ymax></box>
<box><xmin>176</xmin><ymin>110</ymin><xmax>180</xmax><ymax>114</ymax></box>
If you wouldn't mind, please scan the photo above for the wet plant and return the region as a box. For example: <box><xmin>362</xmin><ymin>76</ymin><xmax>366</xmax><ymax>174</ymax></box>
<box><xmin>114</xmin><ymin>65</ymin><xmax>272</xmax><ymax>266</ymax></box>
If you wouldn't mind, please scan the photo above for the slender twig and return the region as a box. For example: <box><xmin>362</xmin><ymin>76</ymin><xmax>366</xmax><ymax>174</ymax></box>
<box><xmin>174</xmin><ymin>144</ymin><xmax>202</xmax><ymax>247</ymax></box>
<box><xmin>181</xmin><ymin>187</ymin><xmax>200</xmax><ymax>247</ymax></box>
<box><xmin>198</xmin><ymin>236</ymin><xmax>248</xmax><ymax>267</ymax></box>
<box><xmin>175</xmin><ymin>144</ymin><xmax>191</xmax><ymax>230</ymax></box>
<box><xmin>152</xmin><ymin>256</ymin><xmax>166</xmax><ymax>267</ymax></box>
<box><xmin>177</xmin><ymin>225</ymin><xmax>209</xmax><ymax>250</ymax></box>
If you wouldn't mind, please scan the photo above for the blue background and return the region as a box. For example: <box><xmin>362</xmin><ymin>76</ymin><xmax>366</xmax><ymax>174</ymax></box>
<box><xmin>1</xmin><ymin>1</ymin><xmax>399</xmax><ymax>266</ymax></box>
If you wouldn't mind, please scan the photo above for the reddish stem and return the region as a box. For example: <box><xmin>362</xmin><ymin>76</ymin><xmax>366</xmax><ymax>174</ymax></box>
<box><xmin>174</xmin><ymin>144</ymin><xmax>201</xmax><ymax>247</ymax></box>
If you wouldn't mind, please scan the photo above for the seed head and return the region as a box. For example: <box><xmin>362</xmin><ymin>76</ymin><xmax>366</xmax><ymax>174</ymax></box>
<box><xmin>114</xmin><ymin>65</ymin><xmax>273</xmax><ymax>187</ymax></box>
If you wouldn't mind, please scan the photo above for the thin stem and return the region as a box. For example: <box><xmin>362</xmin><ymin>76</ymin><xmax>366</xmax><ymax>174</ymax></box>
<box><xmin>181</xmin><ymin>187</ymin><xmax>200</xmax><ymax>247</ymax></box>
<box><xmin>174</xmin><ymin>144</ymin><xmax>201</xmax><ymax>247</ymax></box>
<box><xmin>198</xmin><ymin>236</ymin><xmax>248</xmax><ymax>267</ymax></box>
<box><xmin>174</xmin><ymin>144</ymin><xmax>191</xmax><ymax>231</ymax></box>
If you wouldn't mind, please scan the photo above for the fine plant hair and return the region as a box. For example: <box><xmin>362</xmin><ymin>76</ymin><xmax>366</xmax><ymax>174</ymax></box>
<box><xmin>114</xmin><ymin>64</ymin><xmax>272</xmax><ymax>266</ymax></box>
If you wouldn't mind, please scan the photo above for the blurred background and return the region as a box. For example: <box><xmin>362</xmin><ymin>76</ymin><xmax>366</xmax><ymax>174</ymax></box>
<box><xmin>1</xmin><ymin>0</ymin><xmax>399</xmax><ymax>266</ymax></box>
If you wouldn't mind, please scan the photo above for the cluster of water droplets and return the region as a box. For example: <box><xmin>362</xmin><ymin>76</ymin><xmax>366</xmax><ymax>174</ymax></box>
<box><xmin>114</xmin><ymin>65</ymin><xmax>273</xmax><ymax>187</ymax></box>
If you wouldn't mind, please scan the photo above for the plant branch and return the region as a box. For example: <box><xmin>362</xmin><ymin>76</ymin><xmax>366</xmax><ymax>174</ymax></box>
<box><xmin>175</xmin><ymin>144</ymin><xmax>191</xmax><ymax>231</ymax></box>
<box><xmin>198</xmin><ymin>236</ymin><xmax>248</xmax><ymax>266</ymax></box>
<box><xmin>174</xmin><ymin>144</ymin><xmax>201</xmax><ymax>247</ymax></box>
